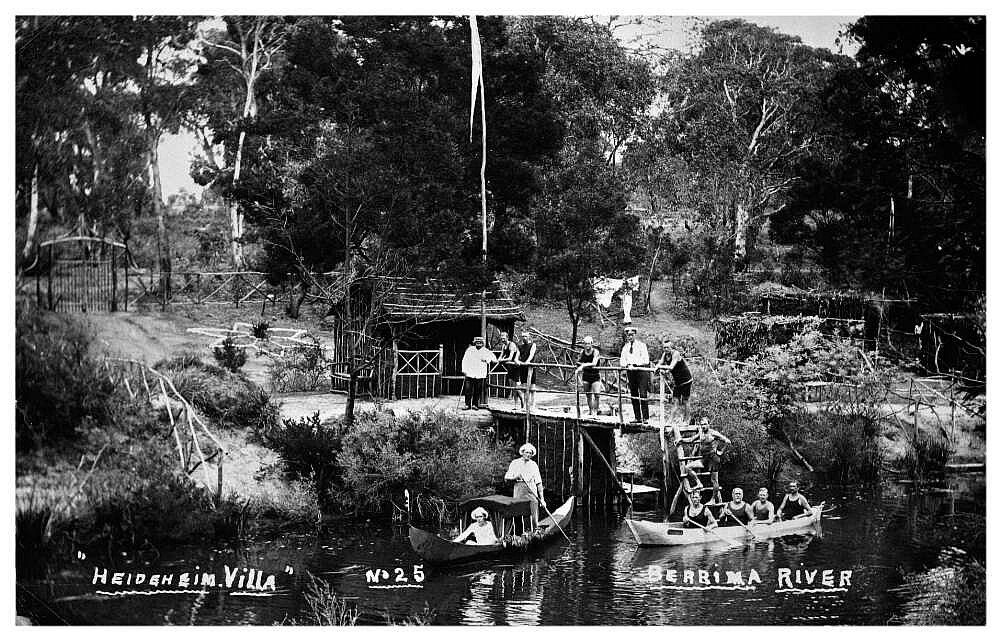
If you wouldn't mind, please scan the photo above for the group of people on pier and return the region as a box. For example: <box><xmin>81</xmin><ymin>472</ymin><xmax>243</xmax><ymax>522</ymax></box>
<box><xmin>460</xmin><ymin>325</ymin><xmax>694</xmax><ymax>421</ymax></box>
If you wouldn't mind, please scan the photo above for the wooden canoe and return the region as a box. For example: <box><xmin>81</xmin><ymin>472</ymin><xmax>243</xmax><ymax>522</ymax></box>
<box><xmin>625</xmin><ymin>502</ymin><xmax>824</xmax><ymax>546</ymax></box>
<box><xmin>409</xmin><ymin>497</ymin><xmax>574</xmax><ymax>564</ymax></box>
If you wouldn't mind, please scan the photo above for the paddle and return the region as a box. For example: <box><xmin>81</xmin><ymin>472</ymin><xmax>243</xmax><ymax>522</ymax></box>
<box><xmin>686</xmin><ymin>517</ymin><xmax>739</xmax><ymax>548</ymax></box>
<box><xmin>519</xmin><ymin>480</ymin><xmax>571</xmax><ymax>543</ymax></box>
<box><xmin>729</xmin><ymin>513</ymin><xmax>760</xmax><ymax>542</ymax></box>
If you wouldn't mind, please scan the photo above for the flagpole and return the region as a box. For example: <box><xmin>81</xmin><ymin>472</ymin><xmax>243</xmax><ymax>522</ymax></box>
<box><xmin>470</xmin><ymin>16</ymin><xmax>488</xmax><ymax>340</ymax></box>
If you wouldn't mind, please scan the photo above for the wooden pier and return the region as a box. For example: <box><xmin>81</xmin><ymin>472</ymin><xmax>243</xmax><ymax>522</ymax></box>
<box><xmin>483</xmin><ymin>368</ymin><xmax>688</xmax><ymax>511</ymax></box>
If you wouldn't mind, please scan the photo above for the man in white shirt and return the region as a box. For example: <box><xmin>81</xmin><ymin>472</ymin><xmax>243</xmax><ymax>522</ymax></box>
<box><xmin>461</xmin><ymin>336</ymin><xmax>497</xmax><ymax>409</ymax></box>
<box><xmin>619</xmin><ymin>326</ymin><xmax>650</xmax><ymax>423</ymax></box>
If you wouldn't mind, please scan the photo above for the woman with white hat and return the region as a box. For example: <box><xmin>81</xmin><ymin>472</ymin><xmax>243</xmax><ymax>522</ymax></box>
<box><xmin>504</xmin><ymin>442</ymin><xmax>545</xmax><ymax>529</ymax></box>
<box><xmin>453</xmin><ymin>506</ymin><xmax>499</xmax><ymax>545</ymax></box>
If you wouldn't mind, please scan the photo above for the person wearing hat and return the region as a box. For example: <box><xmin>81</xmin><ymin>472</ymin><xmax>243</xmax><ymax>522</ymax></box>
<box><xmin>511</xmin><ymin>331</ymin><xmax>537</xmax><ymax>411</ymax></box>
<box><xmin>504</xmin><ymin>442</ymin><xmax>545</xmax><ymax>529</ymax></box>
<box><xmin>656</xmin><ymin>335</ymin><xmax>693</xmax><ymax>421</ymax></box>
<box><xmin>575</xmin><ymin>336</ymin><xmax>603</xmax><ymax>415</ymax></box>
<box><xmin>461</xmin><ymin>336</ymin><xmax>497</xmax><ymax>410</ymax></box>
<box><xmin>619</xmin><ymin>326</ymin><xmax>651</xmax><ymax>423</ymax></box>
<box><xmin>776</xmin><ymin>481</ymin><xmax>812</xmax><ymax>521</ymax></box>
<box><xmin>453</xmin><ymin>506</ymin><xmax>499</xmax><ymax>545</ymax></box>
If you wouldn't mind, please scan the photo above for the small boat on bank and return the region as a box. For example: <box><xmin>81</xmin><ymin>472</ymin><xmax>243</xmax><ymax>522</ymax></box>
<box><xmin>409</xmin><ymin>495</ymin><xmax>575</xmax><ymax>564</ymax></box>
<box><xmin>625</xmin><ymin>503</ymin><xmax>824</xmax><ymax>546</ymax></box>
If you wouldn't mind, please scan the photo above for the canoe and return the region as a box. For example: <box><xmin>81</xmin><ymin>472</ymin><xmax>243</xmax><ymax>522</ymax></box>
<box><xmin>409</xmin><ymin>496</ymin><xmax>574</xmax><ymax>564</ymax></box>
<box><xmin>625</xmin><ymin>502</ymin><xmax>824</xmax><ymax>546</ymax></box>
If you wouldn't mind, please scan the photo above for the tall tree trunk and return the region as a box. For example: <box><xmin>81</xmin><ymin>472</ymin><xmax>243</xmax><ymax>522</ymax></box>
<box><xmin>343</xmin><ymin>204</ymin><xmax>355</xmax><ymax>428</ymax></box>
<box><xmin>149</xmin><ymin>138</ymin><xmax>171</xmax><ymax>298</ymax></box>
<box><xmin>733</xmin><ymin>201</ymin><xmax>750</xmax><ymax>262</ymax></box>
<box><xmin>567</xmin><ymin>293</ymin><xmax>579</xmax><ymax>348</ymax></box>
<box><xmin>22</xmin><ymin>163</ymin><xmax>40</xmax><ymax>260</ymax></box>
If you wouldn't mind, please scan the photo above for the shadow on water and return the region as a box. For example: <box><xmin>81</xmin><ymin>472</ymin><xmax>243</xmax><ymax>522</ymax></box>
<box><xmin>17</xmin><ymin>476</ymin><xmax>985</xmax><ymax>625</ymax></box>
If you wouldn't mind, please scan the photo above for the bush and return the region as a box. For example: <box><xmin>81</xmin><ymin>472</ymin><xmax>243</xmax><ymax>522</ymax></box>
<box><xmin>264</xmin><ymin>413</ymin><xmax>343</xmax><ymax>504</ymax></box>
<box><xmin>894</xmin><ymin>548</ymin><xmax>985</xmax><ymax>625</ymax></box>
<box><xmin>339</xmin><ymin>410</ymin><xmax>508</xmax><ymax>512</ymax></box>
<box><xmin>897</xmin><ymin>429</ymin><xmax>952</xmax><ymax>480</ymax></box>
<box><xmin>154</xmin><ymin>356</ymin><xmax>280</xmax><ymax>431</ymax></box>
<box><xmin>795</xmin><ymin>407</ymin><xmax>885</xmax><ymax>483</ymax></box>
<box><xmin>15</xmin><ymin>311</ymin><xmax>119</xmax><ymax>450</ymax></box>
<box><xmin>298</xmin><ymin>572</ymin><xmax>359</xmax><ymax>626</ymax></box>
<box><xmin>267</xmin><ymin>338</ymin><xmax>331</xmax><ymax>393</ymax></box>
<box><xmin>213</xmin><ymin>337</ymin><xmax>247</xmax><ymax>372</ymax></box>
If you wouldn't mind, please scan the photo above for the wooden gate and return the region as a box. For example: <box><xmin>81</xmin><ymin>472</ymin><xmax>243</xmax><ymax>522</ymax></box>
<box><xmin>32</xmin><ymin>236</ymin><xmax>128</xmax><ymax>312</ymax></box>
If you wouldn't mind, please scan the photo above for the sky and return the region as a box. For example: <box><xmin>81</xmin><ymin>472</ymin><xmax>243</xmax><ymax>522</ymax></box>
<box><xmin>157</xmin><ymin>14</ymin><xmax>857</xmax><ymax>198</ymax></box>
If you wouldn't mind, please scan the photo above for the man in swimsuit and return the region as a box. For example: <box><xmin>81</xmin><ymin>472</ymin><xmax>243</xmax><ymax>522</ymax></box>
<box><xmin>719</xmin><ymin>487</ymin><xmax>753</xmax><ymax>527</ymax></box>
<box><xmin>512</xmin><ymin>332</ymin><xmax>537</xmax><ymax>411</ymax></box>
<box><xmin>657</xmin><ymin>337</ymin><xmax>693</xmax><ymax>421</ymax></box>
<box><xmin>776</xmin><ymin>481</ymin><xmax>812</xmax><ymax>520</ymax></box>
<box><xmin>496</xmin><ymin>331</ymin><xmax>519</xmax><ymax>399</ymax></box>
<box><xmin>682</xmin><ymin>489</ymin><xmax>717</xmax><ymax>529</ymax></box>
<box><xmin>575</xmin><ymin>336</ymin><xmax>603</xmax><ymax>415</ymax></box>
<box><xmin>680</xmin><ymin>417</ymin><xmax>731</xmax><ymax>505</ymax></box>
<box><xmin>750</xmin><ymin>487</ymin><xmax>775</xmax><ymax>524</ymax></box>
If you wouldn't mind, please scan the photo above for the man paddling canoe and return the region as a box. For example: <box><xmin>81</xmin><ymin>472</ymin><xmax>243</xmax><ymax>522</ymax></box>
<box><xmin>751</xmin><ymin>487</ymin><xmax>776</xmax><ymax>524</ymax></box>
<box><xmin>719</xmin><ymin>488</ymin><xmax>753</xmax><ymax>527</ymax></box>
<box><xmin>776</xmin><ymin>481</ymin><xmax>812</xmax><ymax>520</ymax></box>
<box><xmin>682</xmin><ymin>490</ymin><xmax>718</xmax><ymax>529</ymax></box>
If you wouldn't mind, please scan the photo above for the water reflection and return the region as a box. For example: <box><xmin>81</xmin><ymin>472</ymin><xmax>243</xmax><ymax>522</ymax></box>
<box><xmin>18</xmin><ymin>478</ymin><xmax>985</xmax><ymax>625</ymax></box>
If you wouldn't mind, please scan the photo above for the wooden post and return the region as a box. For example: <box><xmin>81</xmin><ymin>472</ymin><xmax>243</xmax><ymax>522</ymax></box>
<box><xmin>124</xmin><ymin>253</ymin><xmax>129</xmax><ymax>311</ymax></box>
<box><xmin>391</xmin><ymin>340</ymin><xmax>399</xmax><ymax>400</ymax></box>
<box><xmin>575</xmin><ymin>374</ymin><xmax>581</xmax><ymax>421</ymax></box>
<box><xmin>438</xmin><ymin>344</ymin><xmax>444</xmax><ymax>398</ymax></box>
<box><xmin>580</xmin><ymin>426</ymin><xmax>632</xmax><ymax>510</ymax></box>
<box><xmin>216</xmin><ymin>456</ymin><xmax>224</xmax><ymax>507</ymax></box>
<box><xmin>110</xmin><ymin>244</ymin><xmax>118</xmax><ymax>311</ymax></box>
<box><xmin>617</xmin><ymin>370</ymin><xmax>624</xmax><ymax>426</ymax></box>
<box><xmin>659</xmin><ymin>374</ymin><xmax>670</xmax><ymax>511</ymax></box>
<box><xmin>46</xmin><ymin>244</ymin><xmax>53</xmax><ymax>310</ymax></box>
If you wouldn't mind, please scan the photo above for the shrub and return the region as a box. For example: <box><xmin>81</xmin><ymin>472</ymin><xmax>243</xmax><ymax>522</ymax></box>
<box><xmin>264</xmin><ymin>413</ymin><xmax>343</xmax><ymax>504</ymax></box>
<box><xmin>795</xmin><ymin>407</ymin><xmax>885</xmax><ymax>483</ymax></box>
<box><xmin>339</xmin><ymin>409</ymin><xmax>508</xmax><ymax>513</ymax></box>
<box><xmin>154</xmin><ymin>356</ymin><xmax>280</xmax><ymax>431</ymax></box>
<box><xmin>897</xmin><ymin>429</ymin><xmax>953</xmax><ymax>480</ymax></box>
<box><xmin>213</xmin><ymin>337</ymin><xmax>247</xmax><ymax>372</ymax></box>
<box><xmin>251</xmin><ymin>321</ymin><xmax>270</xmax><ymax>340</ymax></box>
<box><xmin>15</xmin><ymin>311</ymin><xmax>118</xmax><ymax>450</ymax></box>
<box><xmin>267</xmin><ymin>339</ymin><xmax>331</xmax><ymax>393</ymax></box>
<box><xmin>298</xmin><ymin>572</ymin><xmax>359</xmax><ymax>626</ymax></box>
<box><xmin>893</xmin><ymin>548</ymin><xmax>985</xmax><ymax>625</ymax></box>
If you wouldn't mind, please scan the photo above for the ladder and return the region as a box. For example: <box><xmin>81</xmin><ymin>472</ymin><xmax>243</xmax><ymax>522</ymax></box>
<box><xmin>666</xmin><ymin>421</ymin><xmax>726</xmax><ymax>518</ymax></box>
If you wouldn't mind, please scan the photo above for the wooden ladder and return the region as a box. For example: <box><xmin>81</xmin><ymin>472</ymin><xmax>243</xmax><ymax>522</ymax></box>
<box><xmin>668</xmin><ymin>422</ymin><xmax>725</xmax><ymax>517</ymax></box>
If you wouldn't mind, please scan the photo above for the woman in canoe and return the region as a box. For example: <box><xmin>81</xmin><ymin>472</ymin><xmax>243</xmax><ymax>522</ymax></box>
<box><xmin>751</xmin><ymin>487</ymin><xmax>775</xmax><ymax>524</ymax></box>
<box><xmin>719</xmin><ymin>488</ymin><xmax>752</xmax><ymax>527</ymax></box>
<box><xmin>682</xmin><ymin>490</ymin><xmax>718</xmax><ymax>529</ymax></box>
<box><xmin>505</xmin><ymin>443</ymin><xmax>546</xmax><ymax>529</ymax></box>
<box><xmin>776</xmin><ymin>481</ymin><xmax>812</xmax><ymax>520</ymax></box>
<box><xmin>453</xmin><ymin>506</ymin><xmax>499</xmax><ymax>545</ymax></box>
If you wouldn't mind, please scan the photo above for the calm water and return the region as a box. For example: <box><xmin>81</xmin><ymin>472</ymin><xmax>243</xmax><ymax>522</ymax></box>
<box><xmin>18</xmin><ymin>477</ymin><xmax>985</xmax><ymax>625</ymax></box>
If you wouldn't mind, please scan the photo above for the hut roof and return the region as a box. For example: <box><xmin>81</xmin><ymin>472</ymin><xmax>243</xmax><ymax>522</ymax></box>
<box><xmin>363</xmin><ymin>276</ymin><xmax>524</xmax><ymax>323</ymax></box>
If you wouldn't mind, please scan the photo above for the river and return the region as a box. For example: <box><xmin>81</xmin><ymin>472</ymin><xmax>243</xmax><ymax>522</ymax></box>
<box><xmin>17</xmin><ymin>476</ymin><xmax>985</xmax><ymax>625</ymax></box>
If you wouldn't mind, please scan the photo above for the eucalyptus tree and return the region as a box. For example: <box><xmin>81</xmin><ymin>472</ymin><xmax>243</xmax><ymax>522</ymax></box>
<box><xmin>638</xmin><ymin>19</ymin><xmax>851</xmax><ymax>264</ymax></box>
